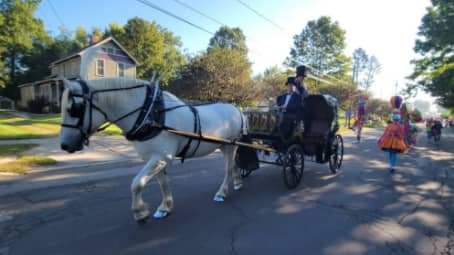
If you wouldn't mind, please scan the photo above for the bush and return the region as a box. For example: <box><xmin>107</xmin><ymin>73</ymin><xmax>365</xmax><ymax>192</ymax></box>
<box><xmin>27</xmin><ymin>96</ymin><xmax>49</xmax><ymax>113</ymax></box>
<box><xmin>49</xmin><ymin>102</ymin><xmax>60</xmax><ymax>113</ymax></box>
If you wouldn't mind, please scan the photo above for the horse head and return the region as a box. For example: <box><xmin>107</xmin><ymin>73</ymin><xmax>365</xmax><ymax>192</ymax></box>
<box><xmin>59</xmin><ymin>79</ymin><xmax>104</xmax><ymax>153</ymax></box>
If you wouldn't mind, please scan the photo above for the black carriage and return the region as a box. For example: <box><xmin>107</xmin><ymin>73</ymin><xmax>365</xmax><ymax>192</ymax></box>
<box><xmin>236</xmin><ymin>94</ymin><xmax>344</xmax><ymax>189</ymax></box>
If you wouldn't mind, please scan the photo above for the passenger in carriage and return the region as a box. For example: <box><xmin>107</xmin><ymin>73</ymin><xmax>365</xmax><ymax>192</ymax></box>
<box><xmin>295</xmin><ymin>65</ymin><xmax>309</xmax><ymax>98</ymax></box>
<box><xmin>276</xmin><ymin>77</ymin><xmax>302</xmax><ymax>139</ymax></box>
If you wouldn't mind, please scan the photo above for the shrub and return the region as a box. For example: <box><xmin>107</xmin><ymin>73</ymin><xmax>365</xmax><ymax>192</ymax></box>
<box><xmin>27</xmin><ymin>96</ymin><xmax>49</xmax><ymax>113</ymax></box>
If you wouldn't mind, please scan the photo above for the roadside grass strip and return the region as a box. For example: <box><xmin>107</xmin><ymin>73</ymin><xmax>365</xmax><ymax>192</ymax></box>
<box><xmin>0</xmin><ymin>144</ymin><xmax>39</xmax><ymax>158</ymax></box>
<box><xmin>0</xmin><ymin>156</ymin><xmax>57</xmax><ymax>174</ymax></box>
<box><xmin>0</xmin><ymin>155</ymin><xmax>57</xmax><ymax>174</ymax></box>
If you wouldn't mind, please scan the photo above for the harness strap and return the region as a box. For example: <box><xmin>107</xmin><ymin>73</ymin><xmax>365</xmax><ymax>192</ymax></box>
<box><xmin>176</xmin><ymin>105</ymin><xmax>201</xmax><ymax>163</ymax></box>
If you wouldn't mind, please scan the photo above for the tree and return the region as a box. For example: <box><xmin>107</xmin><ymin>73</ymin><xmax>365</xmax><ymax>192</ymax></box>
<box><xmin>255</xmin><ymin>66</ymin><xmax>290</xmax><ymax>102</ymax></box>
<box><xmin>317</xmin><ymin>82</ymin><xmax>358</xmax><ymax>110</ymax></box>
<box><xmin>0</xmin><ymin>12</ymin><xmax>7</xmax><ymax>88</ymax></box>
<box><xmin>208</xmin><ymin>26</ymin><xmax>247</xmax><ymax>55</ymax></box>
<box><xmin>286</xmin><ymin>16</ymin><xmax>351</xmax><ymax>79</ymax></box>
<box><xmin>367</xmin><ymin>98</ymin><xmax>392</xmax><ymax>118</ymax></box>
<box><xmin>90</xmin><ymin>27</ymin><xmax>104</xmax><ymax>42</ymax></box>
<box><xmin>0</xmin><ymin>0</ymin><xmax>48</xmax><ymax>98</ymax></box>
<box><xmin>352</xmin><ymin>48</ymin><xmax>368</xmax><ymax>84</ymax></box>
<box><xmin>106</xmin><ymin>17</ymin><xmax>185</xmax><ymax>83</ymax></box>
<box><xmin>362</xmin><ymin>56</ymin><xmax>381</xmax><ymax>91</ymax></box>
<box><xmin>169</xmin><ymin>47</ymin><xmax>255</xmax><ymax>105</ymax></box>
<box><xmin>407</xmin><ymin>0</ymin><xmax>454</xmax><ymax>108</ymax></box>
<box><xmin>105</xmin><ymin>22</ymin><xmax>124</xmax><ymax>39</ymax></box>
<box><xmin>18</xmin><ymin>34</ymin><xmax>79</xmax><ymax>84</ymax></box>
<box><xmin>74</xmin><ymin>26</ymin><xmax>89</xmax><ymax>48</ymax></box>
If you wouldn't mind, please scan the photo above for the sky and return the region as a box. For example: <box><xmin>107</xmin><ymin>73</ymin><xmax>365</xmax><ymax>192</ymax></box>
<box><xmin>35</xmin><ymin>0</ymin><xmax>435</xmax><ymax>104</ymax></box>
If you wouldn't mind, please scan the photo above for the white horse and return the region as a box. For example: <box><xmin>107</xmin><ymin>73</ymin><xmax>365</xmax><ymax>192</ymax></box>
<box><xmin>59</xmin><ymin>77</ymin><xmax>245</xmax><ymax>222</ymax></box>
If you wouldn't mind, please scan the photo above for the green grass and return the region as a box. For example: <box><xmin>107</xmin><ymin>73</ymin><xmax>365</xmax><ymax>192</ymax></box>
<box><xmin>0</xmin><ymin>144</ymin><xmax>38</xmax><ymax>158</ymax></box>
<box><xmin>0</xmin><ymin>111</ymin><xmax>122</xmax><ymax>140</ymax></box>
<box><xmin>0</xmin><ymin>112</ymin><xmax>61</xmax><ymax>140</ymax></box>
<box><xmin>0</xmin><ymin>155</ymin><xmax>57</xmax><ymax>174</ymax></box>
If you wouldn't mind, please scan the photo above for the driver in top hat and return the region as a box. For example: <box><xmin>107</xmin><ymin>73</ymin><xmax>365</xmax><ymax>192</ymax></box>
<box><xmin>295</xmin><ymin>65</ymin><xmax>309</xmax><ymax>98</ymax></box>
<box><xmin>276</xmin><ymin>77</ymin><xmax>302</xmax><ymax>139</ymax></box>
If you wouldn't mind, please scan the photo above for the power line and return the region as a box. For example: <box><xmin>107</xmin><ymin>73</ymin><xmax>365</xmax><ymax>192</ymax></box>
<box><xmin>235</xmin><ymin>0</ymin><xmax>288</xmax><ymax>34</ymax></box>
<box><xmin>136</xmin><ymin>0</ymin><xmax>349</xmax><ymax>86</ymax></box>
<box><xmin>172</xmin><ymin>0</ymin><xmax>265</xmax><ymax>51</ymax></box>
<box><xmin>171</xmin><ymin>0</ymin><xmax>225</xmax><ymax>26</ymax></box>
<box><xmin>46</xmin><ymin>0</ymin><xmax>65</xmax><ymax>29</ymax></box>
<box><xmin>137</xmin><ymin>0</ymin><xmax>213</xmax><ymax>35</ymax></box>
<box><xmin>136</xmin><ymin>0</ymin><xmax>263</xmax><ymax>56</ymax></box>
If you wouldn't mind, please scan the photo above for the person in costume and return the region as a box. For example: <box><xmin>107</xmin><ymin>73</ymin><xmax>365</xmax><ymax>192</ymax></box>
<box><xmin>276</xmin><ymin>77</ymin><xmax>302</xmax><ymax>139</ymax></box>
<box><xmin>378</xmin><ymin>111</ymin><xmax>408</xmax><ymax>173</ymax></box>
<box><xmin>352</xmin><ymin>96</ymin><xmax>366</xmax><ymax>143</ymax></box>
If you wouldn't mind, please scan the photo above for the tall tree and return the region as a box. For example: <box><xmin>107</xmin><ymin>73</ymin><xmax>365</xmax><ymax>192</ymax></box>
<box><xmin>106</xmin><ymin>17</ymin><xmax>185</xmax><ymax>83</ymax></box>
<box><xmin>352</xmin><ymin>48</ymin><xmax>368</xmax><ymax>84</ymax></box>
<box><xmin>105</xmin><ymin>22</ymin><xmax>124</xmax><ymax>39</ymax></box>
<box><xmin>208</xmin><ymin>26</ymin><xmax>248</xmax><ymax>55</ymax></box>
<box><xmin>407</xmin><ymin>0</ymin><xmax>454</xmax><ymax>108</ymax></box>
<box><xmin>286</xmin><ymin>16</ymin><xmax>351</xmax><ymax>79</ymax></box>
<box><xmin>18</xmin><ymin>34</ymin><xmax>79</xmax><ymax>84</ymax></box>
<box><xmin>0</xmin><ymin>0</ymin><xmax>48</xmax><ymax>98</ymax></box>
<box><xmin>74</xmin><ymin>26</ymin><xmax>89</xmax><ymax>48</ymax></box>
<box><xmin>362</xmin><ymin>56</ymin><xmax>381</xmax><ymax>91</ymax></box>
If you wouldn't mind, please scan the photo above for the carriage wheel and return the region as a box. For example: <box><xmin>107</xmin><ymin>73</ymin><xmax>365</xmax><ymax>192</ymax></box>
<box><xmin>235</xmin><ymin>152</ymin><xmax>252</xmax><ymax>178</ymax></box>
<box><xmin>282</xmin><ymin>144</ymin><xmax>304</xmax><ymax>189</ymax></box>
<box><xmin>329</xmin><ymin>135</ymin><xmax>344</xmax><ymax>173</ymax></box>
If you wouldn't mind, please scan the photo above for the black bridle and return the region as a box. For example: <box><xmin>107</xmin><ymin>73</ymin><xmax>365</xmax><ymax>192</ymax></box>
<box><xmin>61</xmin><ymin>80</ymin><xmax>158</xmax><ymax>145</ymax></box>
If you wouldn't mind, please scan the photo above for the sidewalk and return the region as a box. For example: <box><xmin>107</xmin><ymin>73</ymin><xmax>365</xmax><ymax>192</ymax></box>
<box><xmin>0</xmin><ymin>135</ymin><xmax>140</xmax><ymax>173</ymax></box>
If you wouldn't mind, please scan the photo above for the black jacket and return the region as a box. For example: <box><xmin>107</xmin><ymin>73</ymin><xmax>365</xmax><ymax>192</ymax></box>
<box><xmin>295</xmin><ymin>80</ymin><xmax>308</xmax><ymax>97</ymax></box>
<box><xmin>276</xmin><ymin>92</ymin><xmax>302</xmax><ymax>114</ymax></box>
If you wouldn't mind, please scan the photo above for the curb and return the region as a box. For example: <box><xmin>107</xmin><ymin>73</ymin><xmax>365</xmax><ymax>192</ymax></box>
<box><xmin>0</xmin><ymin>159</ymin><xmax>143</xmax><ymax>177</ymax></box>
<box><xmin>30</xmin><ymin>158</ymin><xmax>143</xmax><ymax>174</ymax></box>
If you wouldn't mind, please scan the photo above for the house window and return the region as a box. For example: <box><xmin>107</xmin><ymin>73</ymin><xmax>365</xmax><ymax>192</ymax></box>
<box><xmin>102</xmin><ymin>47</ymin><xmax>107</xmax><ymax>52</ymax></box>
<box><xmin>116</xmin><ymin>49</ymin><xmax>124</xmax><ymax>55</ymax></box>
<box><xmin>96</xmin><ymin>59</ymin><xmax>105</xmax><ymax>76</ymax></box>
<box><xmin>118</xmin><ymin>63</ymin><xmax>125</xmax><ymax>77</ymax></box>
<box><xmin>107</xmin><ymin>48</ymin><xmax>114</xmax><ymax>54</ymax></box>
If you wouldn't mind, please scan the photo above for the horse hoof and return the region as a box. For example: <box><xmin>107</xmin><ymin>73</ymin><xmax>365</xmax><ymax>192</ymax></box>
<box><xmin>153</xmin><ymin>210</ymin><xmax>169</xmax><ymax>219</ymax></box>
<box><xmin>213</xmin><ymin>195</ymin><xmax>225</xmax><ymax>202</ymax></box>
<box><xmin>234</xmin><ymin>184</ymin><xmax>243</xmax><ymax>191</ymax></box>
<box><xmin>137</xmin><ymin>215</ymin><xmax>149</xmax><ymax>225</ymax></box>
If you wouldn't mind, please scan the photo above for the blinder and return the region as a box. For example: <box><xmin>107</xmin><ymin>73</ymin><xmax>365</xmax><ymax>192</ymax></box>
<box><xmin>67</xmin><ymin>95</ymin><xmax>85</xmax><ymax>119</ymax></box>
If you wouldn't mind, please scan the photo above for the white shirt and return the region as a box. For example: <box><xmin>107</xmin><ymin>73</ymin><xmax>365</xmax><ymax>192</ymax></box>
<box><xmin>284</xmin><ymin>93</ymin><xmax>293</xmax><ymax>106</ymax></box>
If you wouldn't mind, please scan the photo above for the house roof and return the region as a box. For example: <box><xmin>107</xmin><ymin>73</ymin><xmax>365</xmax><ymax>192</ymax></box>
<box><xmin>49</xmin><ymin>36</ymin><xmax>140</xmax><ymax>67</ymax></box>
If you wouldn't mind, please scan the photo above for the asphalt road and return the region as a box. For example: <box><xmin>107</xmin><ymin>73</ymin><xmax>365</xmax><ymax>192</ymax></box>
<box><xmin>1</xmin><ymin>128</ymin><xmax>453</xmax><ymax>255</ymax></box>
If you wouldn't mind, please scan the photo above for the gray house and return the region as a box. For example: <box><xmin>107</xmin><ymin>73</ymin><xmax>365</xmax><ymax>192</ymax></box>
<box><xmin>17</xmin><ymin>36</ymin><xmax>139</xmax><ymax>109</ymax></box>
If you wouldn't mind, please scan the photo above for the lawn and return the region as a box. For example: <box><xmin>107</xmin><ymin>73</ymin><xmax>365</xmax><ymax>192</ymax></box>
<box><xmin>0</xmin><ymin>111</ymin><xmax>122</xmax><ymax>140</ymax></box>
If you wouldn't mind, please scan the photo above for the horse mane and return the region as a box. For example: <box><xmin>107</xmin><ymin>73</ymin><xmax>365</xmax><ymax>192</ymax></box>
<box><xmin>86</xmin><ymin>77</ymin><xmax>151</xmax><ymax>91</ymax></box>
<box><xmin>85</xmin><ymin>77</ymin><xmax>184</xmax><ymax>107</ymax></box>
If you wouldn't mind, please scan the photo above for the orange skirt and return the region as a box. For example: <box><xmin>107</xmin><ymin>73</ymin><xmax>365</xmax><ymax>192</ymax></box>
<box><xmin>378</xmin><ymin>137</ymin><xmax>407</xmax><ymax>153</ymax></box>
